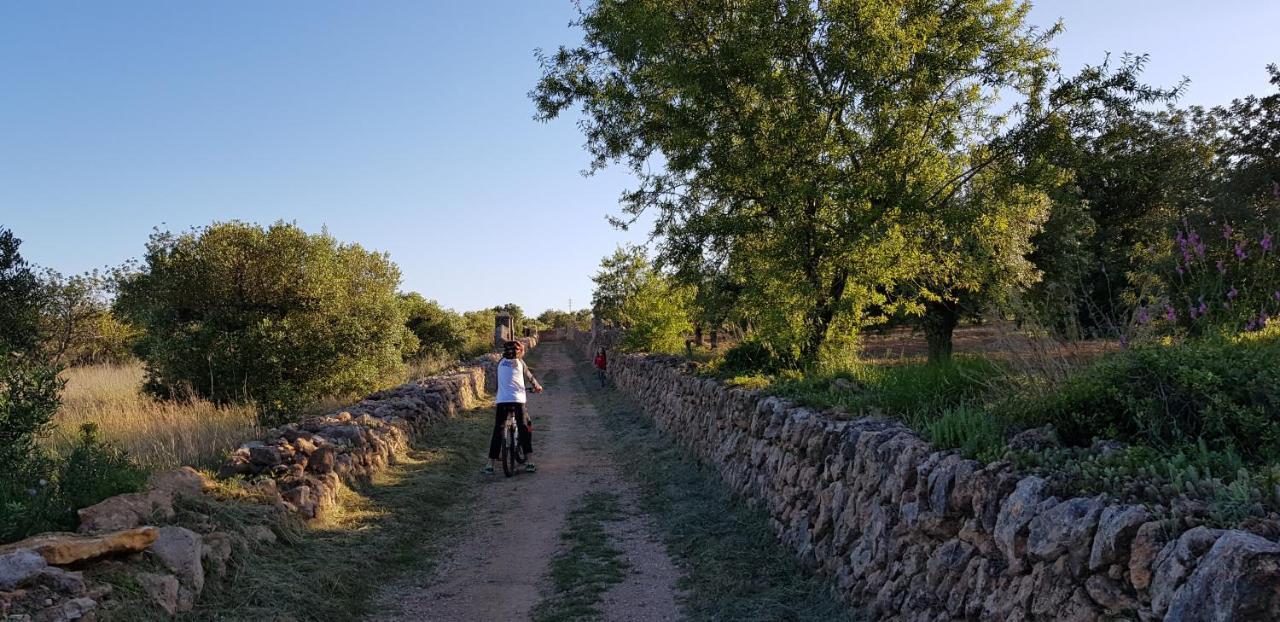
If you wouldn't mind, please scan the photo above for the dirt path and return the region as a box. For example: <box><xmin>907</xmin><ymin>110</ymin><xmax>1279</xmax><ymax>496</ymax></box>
<box><xmin>368</xmin><ymin>343</ymin><xmax>682</xmax><ymax>622</ymax></box>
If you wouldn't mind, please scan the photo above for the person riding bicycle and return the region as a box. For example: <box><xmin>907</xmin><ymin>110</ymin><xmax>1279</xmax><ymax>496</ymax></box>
<box><xmin>485</xmin><ymin>340</ymin><xmax>542</xmax><ymax>475</ymax></box>
<box><xmin>593</xmin><ymin>348</ymin><xmax>608</xmax><ymax>387</ymax></box>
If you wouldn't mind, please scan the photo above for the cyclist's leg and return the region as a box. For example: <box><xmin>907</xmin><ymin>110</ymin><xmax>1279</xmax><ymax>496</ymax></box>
<box><xmin>488</xmin><ymin>404</ymin><xmax>510</xmax><ymax>460</ymax></box>
<box><xmin>516</xmin><ymin>403</ymin><xmax>535</xmax><ymax>470</ymax></box>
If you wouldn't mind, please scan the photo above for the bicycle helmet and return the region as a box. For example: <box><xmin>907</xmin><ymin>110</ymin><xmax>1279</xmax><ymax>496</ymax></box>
<box><xmin>502</xmin><ymin>340</ymin><xmax>522</xmax><ymax>359</ymax></box>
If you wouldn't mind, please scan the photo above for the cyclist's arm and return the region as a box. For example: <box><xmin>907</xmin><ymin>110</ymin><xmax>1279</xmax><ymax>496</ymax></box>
<box><xmin>523</xmin><ymin>362</ymin><xmax>543</xmax><ymax>392</ymax></box>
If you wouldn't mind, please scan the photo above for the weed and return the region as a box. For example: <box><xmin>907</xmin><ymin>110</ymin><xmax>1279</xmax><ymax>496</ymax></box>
<box><xmin>532</xmin><ymin>491</ymin><xmax>628</xmax><ymax>622</ymax></box>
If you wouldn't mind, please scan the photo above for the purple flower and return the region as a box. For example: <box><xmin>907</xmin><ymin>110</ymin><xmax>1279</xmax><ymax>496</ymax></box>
<box><xmin>1274</xmin><ymin>290</ymin><xmax>1280</xmax><ymax>302</ymax></box>
<box><xmin>1223</xmin><ymin>224</ymin><xmax>1234</xmax><ymax>240</ymax></box>
<box><xmin>1199</xmin><ymin>298</ymin><xmax>1209</xmax><ymax>316</ymax></box>
<box><xmin>1194</xmin><ymin>241</ymin><xmax>1206</xmax><ymax>258</ymax></box>
<box><xmin>1189</xmin><ymin>304</ymin><xmax>1199</xmax><ymax>318</ymax></box>
<box><xmin>1235</xmin><ymin>242</ymin><xmax>1248</xmax><ymax>261</ymax></box>
<box><xmin>1136</xmin><ymin>307</ymin><xmax>1150</xmax><ymax>325</ymax></box>
<box><xmin>1165</xmin><ymin>306</ymin><xmax>1177</xmax><ymax>321</ymax></box>
<box><xmin>1262</xmin><ymin>233</ymin><xmax>1273</xmax><ymax>252</ymax></box>
<box><xmin>1228</xmin><ymin>287</ymin><xmax>1239</xmax><ymax>300</ymax></box>
<box><xmin>1176</xmin><ymin>264</ymin><xmax>1185</xmax><ymax>276</ymax></box>
<box><xmin>1217</xmin><ymin>260</ymin><xmax>1227</xmax><ymax>274</ymax></box>
<box><xmin>1247</xmin><ymin>318</ymin><xmax>1260</xmax><ymax>331</ymax></box>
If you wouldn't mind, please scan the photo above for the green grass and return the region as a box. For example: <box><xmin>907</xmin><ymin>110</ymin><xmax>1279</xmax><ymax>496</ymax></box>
<box><xmin>763</xmin><ymin>355</ymin><xmax>1002</xmax><ymax>419</ymax></box>
<box><xmin>94</xmin><ymin>406</ymin><xmax>494</xmax><ymax>622</ymax></box>
<box><xmin>572</xmin><ymin>348</ymin><xmax>860</xmax><ymax>622</ymax></box>
<box><xmin>532</xmin><ymin>491</ymin><xmax>629</xmax><ymax>622</ymax></box>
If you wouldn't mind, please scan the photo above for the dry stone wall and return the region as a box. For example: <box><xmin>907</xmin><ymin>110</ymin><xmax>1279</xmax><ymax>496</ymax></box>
<box><xmin>0</xmin><ymin>337</ymin><xmax>536</xmax><ymax>620</ymax></box>
<box><xmin>574</xmin><ymin>333</ymin><xmax>1280</xmax><ymax>621</ymax></box>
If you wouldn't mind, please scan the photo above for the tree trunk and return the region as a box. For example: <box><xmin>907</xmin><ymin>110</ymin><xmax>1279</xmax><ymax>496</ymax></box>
<box><xmin>694</xmin><ymin>325</ymin><xmax>704</xmax><ymax>347</ymax></box>
<box><xmin>710</xmin><ymin>329</ymin><xmax>719</xmax><ymax>350</ymax></box>
<box><xmin>923</xmin><ymin>300</ymin><xmax>959</xmax><ymax>365</ymax></box>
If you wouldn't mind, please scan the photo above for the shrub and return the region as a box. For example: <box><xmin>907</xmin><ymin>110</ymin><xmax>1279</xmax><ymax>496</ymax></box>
<box><xmin>400</xmin><ymin>293</ymin><xmax>467</xmax><ymax>359</ymax></box>
<box><xmin>765</xmin><ymin>355</ymin><xmax>1002</xmax><ymax>418</ymax></box>
<box><xmin>1005</xmin><ymin>325</ymin><xmax>1280</xmax><ymax>461</ymax></box>
<box><xmin>115</xmin><ymin>222</ymin><xmax>417</xmax><ymax>424</ymax></box>
<box><xmin>619</xmin><ymin>274</ymin><xmax>693</xmax><ymax>354</ymax></box>
<box><xmin>926</xmin><ymin>406</ymin><xmax>1007</xmax><ymax>462</ymax></box>
<box><xmin>717</xmin><ymin>340</ymin><xmax>791</xmax><ymax>376</ymax></box>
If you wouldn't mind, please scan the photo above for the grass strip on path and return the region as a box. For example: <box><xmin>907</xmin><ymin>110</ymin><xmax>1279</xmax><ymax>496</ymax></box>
<box><xmin>531</xmin><ymin>491</ymin><xmax>629</xmax><ymax>622</ymax></box>
<box><xmin>570</xmin><ymin>348</ymin><xmax>860</xmax><ymax>622</ymax></box>
<box><xmin>96</xmin><ymin>405</ymin><xmax>493</xmax><ymax>622</ymax></box>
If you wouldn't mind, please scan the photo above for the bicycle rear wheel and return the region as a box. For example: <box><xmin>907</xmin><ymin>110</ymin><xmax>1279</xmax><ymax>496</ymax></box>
<box><xmin>501</xmin><ymin>427</ymin><xmax>518</xmax><ymax>477</ymax></box>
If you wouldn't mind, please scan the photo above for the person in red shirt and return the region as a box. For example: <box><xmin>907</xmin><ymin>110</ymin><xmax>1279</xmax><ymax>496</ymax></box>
<box><xmin>593</xmin><ymin>348</ymin><xmax>608</xmax><ymax>387</ymax></box>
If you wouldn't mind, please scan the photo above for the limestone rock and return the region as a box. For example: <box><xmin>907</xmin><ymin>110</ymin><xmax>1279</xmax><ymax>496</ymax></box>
<box><xmin>146</xmin><ymin>467</ymin><xmax>209</xmax><ymax>499</ymax></box>
<box><xmin>1027</xmin><ymin>497</ymin><xmax>1104</xmax><ymax>569</ymax></box>
<box><xmin>135</xmin><ymin>572</ymin><xmax>179</xmax><ymax>615</ymax></box>
<box><xmin>1089</xmin><ymin>505</ymin><xmax>1149</xmax><ymax>571</ymax></box>
<box><xmin>1129</xmin><ymin>521</ymin><xmax>1171</xmax><ymax>592</ymax></box>
<box><xmin>0</xmin><ymin>527</ymin><xmax>158</xmax><ymax>566</ymax></box>
<box><xmin>1085</xmin><ymin>574</ymin><xmax>1138</xmax><ymax>615</ymax></box>
<box><xmin>31</xmin><ymin>597</ymin><xmax>96</xmax><ymax>622</ymax></box>
<box><xmin>242</xmin><ymin>525</ymin><xmax>276</xmax><ymax>544</ymax></box>
<box><xmin>200</xmin><ymin>532</ymin><xmax>233</xmax><ymax>579</ymax></box>
<box><xmin>1150</xmin><ymin>526</ymin><xmax>1222</xmax><ymax>616</ymax></box>
<box><xmin>148</xmin><ymin>526</ymin><xmax>204</xmax><ymax>611</ymax></box>
<box><xmin>31</xmin><ymin>568</ymin><xmax>87</xmax><ymax>596</ymax></box>
<box><xmin>1164</xmin><ymin>530</ymin><xmax>1280</xmax><ymax>621</ymax></box>
<box><xmin>76</xmin><ymin>490</ymin><xmax>173</xmax><ymax>533</ymax></box>
<box><xmin>0</xmin><ymin>549</ymin><xmax>48</xmax><ymax>590</ymax></box>
<box><xmin>994</xmin><ymin>477</ymin><xmax>1051</xmax><ymax>567</ymax></box>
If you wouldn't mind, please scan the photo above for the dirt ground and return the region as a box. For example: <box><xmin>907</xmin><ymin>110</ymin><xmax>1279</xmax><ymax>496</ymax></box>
<box><xmin>367</xmin><ymin>344</ymin><xmax>682</xmax><ymax>622</ymax></box>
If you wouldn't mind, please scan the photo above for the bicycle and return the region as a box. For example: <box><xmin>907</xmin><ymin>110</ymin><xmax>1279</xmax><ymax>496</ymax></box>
<box><xmin>499</xmin><ymin>407</ymin><xmax>529</xmax><ymax>477</ymax></box>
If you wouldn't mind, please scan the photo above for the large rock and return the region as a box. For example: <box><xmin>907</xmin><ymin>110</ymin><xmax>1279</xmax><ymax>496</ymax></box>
<box><xmin>994</xmin><ymin>477</ymin><xmax>1051</xmax><ymax>568</ymax></box>
<box><xmin>0</xmin><ymin>527</ymin><xmax>158</xmax><ymax>565</ymax></box>
<box><xmin>1150</xmin><ymin>526</ymin><xmax>1223</xmax><ymax>616</ymax></box>
<box><xmin>135</xmin><ymin>572</ymin><xmax>179</xmax><ymax>615</ymax></box>
<box><xmin>1027</xmin><ymin>497</ymin><xmax>1104</xmax><ymax>569</ymax></box>
<box><xmin>146</xmin><ymin>467</ymin><xmax>210</xmax><ymax>499</ymax></box>
<box><xmin>1089</xmin><ymin>505</ymin><xmax>1149</xmax><ymax>570</ymax></box>
<box><xmin>1129</xmin><ymin>520</ymin><xmax>1172</xmax><ymax>591</ymax></box>
<box><xmin>149</xmin><ymin>526</ymin><xmax>204</xmax><ymax>612</ymax></box>
<box><xmin>76</xmin><ymin>490</ymin><xmax>174</xmax><ymax>533</ymax></box>
<box><xmin>1164</xmin><ymin>531</ymin><xmax>1280</xmax><ymax>621</ymax></box>
<box><xmin>0</xmin><ymin>548</ymin><xmax>48</xmax><ymax>590</ymax></box>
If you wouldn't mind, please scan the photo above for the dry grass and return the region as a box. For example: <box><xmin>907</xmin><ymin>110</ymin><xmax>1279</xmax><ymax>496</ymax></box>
<box><xmin>52</xmin><ymin>362</ymin><xmax>261</xmax><ymax>471</ymax></box>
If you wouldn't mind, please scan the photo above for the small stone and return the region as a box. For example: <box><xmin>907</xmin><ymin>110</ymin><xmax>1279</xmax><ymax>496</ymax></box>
<box><xmin>201</xmin><ymin>532</ymin><xmax>233</xmax><ymax>579</ymax></box>
<box><xmin>1129</xmin><ymin>521</ymin><xmax>1171</xmax><ymax>591</ymax></box>
<box><xmin>242</xmin><ymin>525</ymin><xmax>276</xmax><ymax>544</ymax></box>
<box><xmin>31</xmin><ymin>597</ymin><xmax>96</xmax><ymax>622</ymax></box>
<box><xmin>1085</xmin><ymin>574</ymin><xmax>1138</xmax><ymax>614</ymax></box>
<box><xmin>32</xmin><ymin>568</ymin><xmax>87</xmax><ymax>596</ymax></box>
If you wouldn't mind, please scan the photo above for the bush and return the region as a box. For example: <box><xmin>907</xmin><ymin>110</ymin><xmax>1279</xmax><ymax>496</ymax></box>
<box><xmin>0</xmin><ymin>423</ymin><xmax>145</xmax><ymax>544</ymax></box>
<box><xmin>400</xmin><ymin>293</ymin><xmax>467</xmax><ymax>359</ymax></box>
<box><xmin>619</xmin><ymin>274</ymin><xmax>692</xmax><ymax>354</ymax></box>
<box><xmin>116</xmin><ymin>222</ymin><xmax>417</xmax><ymax>424</ymax></box>
<box><xmin>717</xmin><ymin>340</ymin><xmax>792</xmax><ymax>376</ymax></box>
<box><xmin>926</xmin><ymin>406</ymin><xmax>1007</xmax><ymax>462</ymax></box>
<box><xmin>1005</xmin><ymin>325</ymin><xmax>1280</xmax><ymax>461</ymax></box>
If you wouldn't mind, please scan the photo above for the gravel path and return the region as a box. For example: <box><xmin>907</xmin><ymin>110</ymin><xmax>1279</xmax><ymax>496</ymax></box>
<box><xmin>367</xmin><ymin>343</ymin><xmax>682</xmax><ymax>622</ymax></box>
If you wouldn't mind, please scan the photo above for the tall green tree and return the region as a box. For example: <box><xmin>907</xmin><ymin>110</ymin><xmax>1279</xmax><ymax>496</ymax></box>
<box><xmin>534</xmin><ymin>0</ymin><xmax>1106</xmax><ymax>362</ymax></box>
<box><xmin>115</xmin><ymin>222</ymin><xmax>416</xmax><ymax>423</ymax></box>
<box><xmin>0</xmin><ymin>228</ymin><xmax>44</xmax><ymax>354</ymax></box>
<box><xmin>591</xmin><ymin>244</ymin><xmax>649</xmax><ymax>327</ymax></box>
<box><xmin>400</xmin><ymin>293</ymin><xmax>467</xmax><ymax>359</ymax></box>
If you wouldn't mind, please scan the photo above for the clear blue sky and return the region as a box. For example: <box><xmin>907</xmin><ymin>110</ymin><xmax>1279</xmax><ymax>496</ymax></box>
<box><xmin>2</xmin><ymin>1</ymin><xmax>1276</xmax><ymax>315</ymax></box>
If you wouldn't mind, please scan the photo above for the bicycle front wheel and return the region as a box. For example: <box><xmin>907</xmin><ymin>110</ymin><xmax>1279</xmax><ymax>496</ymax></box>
<box><xmin>501</xmin><ymin>428</ymin><xmax>518</xmax><ymax>477</ymax></box>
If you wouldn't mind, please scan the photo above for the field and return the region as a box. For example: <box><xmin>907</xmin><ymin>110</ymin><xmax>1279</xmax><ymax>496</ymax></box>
<box><xmin>52</xmin><ymin>362</ymin><xmax>261</xmax><ymax>471</ymax></box>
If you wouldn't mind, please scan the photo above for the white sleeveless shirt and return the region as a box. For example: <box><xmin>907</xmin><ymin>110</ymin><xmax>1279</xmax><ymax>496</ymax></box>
<box><xmin>496</xmin><ymin>358</ymin><xmax>528</xmax><ymax>404</ymax></box>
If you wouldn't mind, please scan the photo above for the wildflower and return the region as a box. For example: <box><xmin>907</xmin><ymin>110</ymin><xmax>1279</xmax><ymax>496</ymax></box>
<box><xmin>1275</xmin><ymin>290</ymin><xmax>1280</xmax><ymax>302</ymax></box>
<box><xmin>1194</xmin><ymin>241</ymin><xmax>1206</xmax><ymax>258</ymax></box>
<box><xmin>1176</xmin><ymin>264</ymin><xmax>1185</xmax><ymax>276</ymax></box>
<box><xmin>1228</xmin><ymin>287</ymin><xmax>1239</xmax><ymax>300</ymax></box>
<box><xmin>38</xmin><ymin>479</ymin><xmax>47</xmax><ymax>487</ymax></box>
<box><xmin>1165</xmin><ymin>306</ymin><xmax>1177</xmax><ymax>321</ymax></box>
<box><xmin>1136</xmin><ymin>307</ymin><xmax>1150</xmax><ymax>325</ymax></box>
<box><xmin>1247</xmin><ymin>318</ymin><xmax>1259</xmax><ymax>331</ymax></box>
<box><xmin>1217</xmin><ymin>260</ymin><xmax>1227</xmax><ymax>274</ymax></box>
<box><xmin>1235</xmin><ymin>242</ymin><xmax>1248</xmax><ymax>261</ymax></box>
<box><xmin>1223</xmin><ymin>224</ymin><xmax>1234</xmax><ymax>240</ymax></box>
<box><xmin>1198</xmin><ymin>298</ymin><xmax>1209</xmax><ymax>316</ymax></box>
<box><xmin>1262</xmin><ymin>233</ymin><xmax>1273</xmax><ymax>252</ymax></box>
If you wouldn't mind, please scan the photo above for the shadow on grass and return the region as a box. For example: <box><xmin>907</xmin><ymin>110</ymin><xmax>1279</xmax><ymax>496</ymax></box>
<box><xmin>95</xmin><ymin>406</ymin><xmax>493</xmax><ymax>622</ymax></box>
<box><xmin>565</xmin><ymin>345</ymin><xmax>860</xmax><ymax>622</ymax></box>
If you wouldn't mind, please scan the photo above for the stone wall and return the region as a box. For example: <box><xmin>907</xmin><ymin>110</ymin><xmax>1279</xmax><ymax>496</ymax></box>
<box><xmin>0</xmin><ymin>337</ymin><xmax>536</xmax><ymax>620</ymax></box>
<box><xmin>572</xmin><ymin>331</ymin><xmax>1280</xmax><ymax>621</ymax></box>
